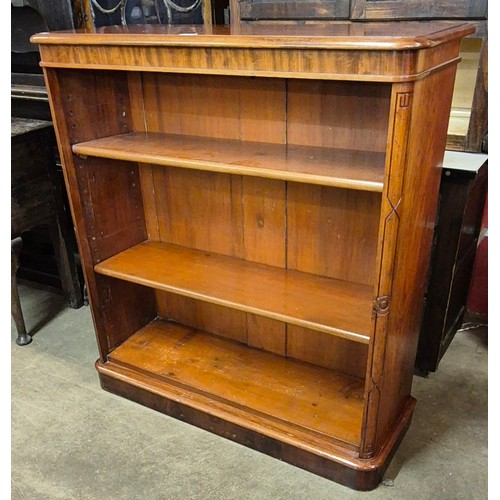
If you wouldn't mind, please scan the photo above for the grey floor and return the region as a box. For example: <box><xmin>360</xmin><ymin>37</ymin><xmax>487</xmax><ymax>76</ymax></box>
<box><xmin>12</xmin><ymin>283</ymin><xmax>488</xmax><ymax>499</ymax></box>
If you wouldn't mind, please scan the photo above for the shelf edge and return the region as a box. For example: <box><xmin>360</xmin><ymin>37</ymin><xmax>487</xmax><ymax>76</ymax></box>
<box><xmin>72</xmin><ymin>142</ymin><xmax>384</xmax><ymax>193</ymax></box>
<box><xmin>95</xmin><ymin>261</ymin><xmax>371</xmax><ymax>345</ymax></box>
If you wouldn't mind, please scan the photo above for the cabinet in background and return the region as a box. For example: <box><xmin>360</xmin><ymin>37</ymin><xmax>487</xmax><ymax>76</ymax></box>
<box><xmin>416</xmin><ymin>152</ymin><xmax>487</xmax><ymax>374</ymax></box>
<box><xmin>349</xmin><ymin>0</ymin><xmax>487</xmax><ymax>20</ymax></box>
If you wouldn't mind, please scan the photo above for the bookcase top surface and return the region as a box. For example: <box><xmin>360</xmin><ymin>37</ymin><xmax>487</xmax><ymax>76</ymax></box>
<box><xmin>31</xmin><ymin>22</ymin><xmax>474</xmax><ymax>51</ymax></box>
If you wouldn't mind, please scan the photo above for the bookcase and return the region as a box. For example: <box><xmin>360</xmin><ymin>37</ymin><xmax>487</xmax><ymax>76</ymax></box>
<box><xmin>32</xmin><ymin>22</ymin><xmax>473</xmax><ymax>490</ymax></box>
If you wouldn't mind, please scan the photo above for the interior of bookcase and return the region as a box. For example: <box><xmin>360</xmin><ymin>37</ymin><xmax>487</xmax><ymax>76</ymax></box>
<box><xmin>64</xmin><ymin>68</ymin><xmax>393</xmax><ymax>449</ymax></box>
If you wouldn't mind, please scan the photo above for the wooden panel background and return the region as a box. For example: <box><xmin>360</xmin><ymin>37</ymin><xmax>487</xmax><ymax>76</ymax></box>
<box><xmin>124</xmin><ymin>71</ymin><xmax>383</xmax><ymax>374</ymax></box>
<box><xmin>238</xmin><ymin>0</ymin><xmax>351</xmax><ymax>21</ymax></box>
<box><xmin>287</xmin><ymin>184</ymin><xmax>381</xmax><ymax>286</ymax></box>
<box><xmin>141</xmin><ymin>73</ymin><xmax>286</xmax><ymax>143</ymax></box>
<box><xmin>153</xmin><ymin>169</ymin><xmax>286</xmax><ymax>262</ymax></box>
<box><xmin>287</xmin><ymin>80</ymin><xmax>391</xmax><ymax>153</ymax></box>
<box><xmin>350</xmin><ymin>0</ymin><xmax>488</xmax><ymax>20</ymax></box>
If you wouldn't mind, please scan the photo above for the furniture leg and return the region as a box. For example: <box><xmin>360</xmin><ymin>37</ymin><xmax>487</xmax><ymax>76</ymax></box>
<box><xmin>11</xmin><ymin>236</ymin><xmax>32</xmax><ymax>346</ymax></box>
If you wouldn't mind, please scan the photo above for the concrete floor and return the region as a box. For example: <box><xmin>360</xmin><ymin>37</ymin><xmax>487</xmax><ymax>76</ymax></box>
<box><xmin>11</xmin><ymin>283</ymin><xmax>488</xmax><ymax>499</ymax></box>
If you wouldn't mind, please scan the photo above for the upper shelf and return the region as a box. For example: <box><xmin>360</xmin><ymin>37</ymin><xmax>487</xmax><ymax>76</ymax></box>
<box><xmin>72</xmin><ymin>132</ymin><xmax>385</xmax><ymax>192</ymax></box>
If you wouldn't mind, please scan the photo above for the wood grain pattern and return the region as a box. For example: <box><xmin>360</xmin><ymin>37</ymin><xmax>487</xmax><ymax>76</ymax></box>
<box><xmin>33</xmin><ymin>22</ymin><xmax>474</xmax><ymax>85</ymax></box>
<box><xmin>94</xmin><ymin>240</ymin><xmax>373</xmax><ymax>342</ymax></box>
<box><xmin>365</xmin><ymin>65</ymin><xmax>460</xmax><ymax>457</ymax></box>
<box><xmin>35</xmin><ymin>42</ymin><xmax>448</xmax><ymax>82</ymax></box>
<box><xmin>41</xmin><ymin>68</ymin><xmax>156</xmax><ymax>359</ymax></box>
<box><xmin>151</xmin><ymin>168</ymin><xmax>287</xmax><ymax>264</ymax></box>
<box><xmin>239</xmin><ymin>0</ymin><xmax>351</xmax><ymax>20</ymax></box>
<box><xmin>141</xmin><ymin>73</ymin><xmax>286</xmax><ymax>143</ymax></box>
<box><xmin>350</xmin><ymin>0</ymin><xmax>487</xmax><ymax>20</ymax></box>
<box><xmin>73</xmin><ymin>157</ymin><xmax>147</xmax><ymax>265</ymax></box>
<box><xmin>31</xmin><ymin>23</ymin><xmax>475</xmax><ymax>50</ymax></box>
<box><xmin>72</xmin><ymin>132</ymin><xmax>385</xmax><ymax>191</ymax></box>
<box><xmin>287</xmin><ymin>80</ymin><xmax>391</xmax><ymax>153</ymax></box>
<box><xmin>98</xmin><ymin>362</ymin><xmax>414</xmax><ymax>490</ymax></box>
<box><xmin>246</xmin><ymin>314</ymin><xmax>287</xmax><ymax>356</ymax></box>
<box><xmin>361</xmin><ymin>83</ymin><xmax>414</xmax><ymax>458</ymax></box>
<box><xmin>108</xmin><ymin>319</ymin><xmax>365</xmax><ymax>446</ymax></box>
<box><xmin>95</xmin><ymin>275</ymin><xmax>157</xmax><ymax>353</ymax></box>
<box><xmin>287</xmin><ymin>184</ymin><xmax>381</xmax><ymax>286</ymax></box>
<box><xmin>159</xmin><ymin>293</ymin><xmax>248</xmax><ymax>344</ymax></box>
<box><xmin>150</xmin><ymin>165</ymin><xmax>288</xmax><ymax>355</ymax></box>
<box><xmin>11</xmin><ymin>122</ymin><xmax>55</xmax><ymax>236</ymax></box>
<box><xmin>159</xmin><ymin>293</ymin><xmax>287</xmax><ymax>356</ymax></box>
<box><xmin>135</xmin><ymin>70</ymin><xmax>290</xmax><ymax>353</ymax></box>
<box><xmin>287</xmin><ymin>326</ymin><xmax>368</xmax><ymax>378</ymax></box>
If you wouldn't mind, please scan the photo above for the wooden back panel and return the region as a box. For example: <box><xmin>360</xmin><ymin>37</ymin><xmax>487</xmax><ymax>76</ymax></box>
<box><xmin>161</xmin><ymin>293</ymin><xmax>368</xmax><ymax>379</ymax></box>
<box><xmin>151</xmin><ymin>165</ymin><xmax>373</xmax><ymax>377</ymax></box>
<box><xmin>153</xmin><ymin>169</ymin><xmax>286</xmax><ymax>265</ymax></box>
<box><xmin>287</xmin><ymin>80</ymin><xmax>391</xmax><ymax>153</ymax></box>
<box><xmin>47</xmin><ymin>69</ymin><xmax>381</xmax><ymax>374</ymax></box>
<box><xmin>130</xmin><ymin>73</ymin><xmax>382</xmax><ymax>375</ymax></box>
<box><xmin>141</xmin><ymin>74</ymin><xmax>392</xmax><ymax>153</ymax></box>
<box><xmin>141</xmin><ymin>73</ymin><xmax>286</xmax><ymax>143</ymax></box>
<box><xmin>287</xmin><ymin>184</ymin><xmax>381</xmax><ymax>285</ymax></box>
<box><xmin>147</xmin><ymin>166</ymin><xmax>380</xmax><ymax>283</ymax></box>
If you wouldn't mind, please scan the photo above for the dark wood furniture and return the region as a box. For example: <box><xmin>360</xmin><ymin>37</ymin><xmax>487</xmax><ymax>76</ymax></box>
<box><xmin>416</xmin><ymin>151</ymin><xmax>487</xmax><ymax>374</ymax></box>
<box><xmin>11</xmin><ymin>117</ymin><xmax>83</xmax><ymax>345</ymax></box>
<box><xmin>12</xmin><ymin>1</ymin><xmax>86</xmax><ymax>310</ymax></box>
<box><xmin>32</xmin><ymin>22</ymin><xmax>472</xmax><ymax>490</ymax></box>
<box><xmin>349</xmin><ymin>0</ymin><xmax>487</xmax><ymax>19</ymax></box>
<box><xmin>233</xmin><ymin>0</ymin><xmax>487</xmax><ymax>20</ymax></box>
<box><xmin>466</xmin><ymin>194</ymin><xmax>488</xmax><ymax>318</ymax></box>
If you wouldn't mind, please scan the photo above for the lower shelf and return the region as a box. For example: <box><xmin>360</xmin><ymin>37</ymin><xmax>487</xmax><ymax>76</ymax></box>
<box><xmin>106</xmin><ymin>319</ymin><xmax>364</xmax><ymax>447</ymax></box>
<box><xmin>97</xmin><ymin>319</ymin><xmax>416</xmax><ymax>490</ymax></box>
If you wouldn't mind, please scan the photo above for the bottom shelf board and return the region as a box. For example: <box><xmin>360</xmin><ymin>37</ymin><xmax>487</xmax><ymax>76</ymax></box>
<box><xmin>106</xmin><ymin>319</ymin><xmax>365</xmax><ymax>450</ymax></box>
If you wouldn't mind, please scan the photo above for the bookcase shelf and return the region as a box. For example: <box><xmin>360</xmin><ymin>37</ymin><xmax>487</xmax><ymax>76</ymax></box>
<box><xmin>106</xmin><ymin>319</ymin><xmax>365</xmax><ymax>448</ymax></box>
<box><xmin>95</xmin><ymin>240</ymin><xmax>373</xmax><ymax>343</ymax></box>
<box><xmin>32</xmin><ymin>22</ymin><xmax>472</xmax><ymax>490</ymax></box>
<box><xmin>72</xmin><ymin>132</ymin><xmax>385</xmax><ymax>191</ymax></box>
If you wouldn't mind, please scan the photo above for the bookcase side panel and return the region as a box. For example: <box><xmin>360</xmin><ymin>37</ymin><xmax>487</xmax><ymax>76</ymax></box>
<box><xmin>364</xmin><ymin>64</ymin><xmax>459</xmax><ymax>455</ymax></box>
<box><xmin>43</xmin><ymin>68</ymin><xmax>157</xmax><ymax>358</ymax></box>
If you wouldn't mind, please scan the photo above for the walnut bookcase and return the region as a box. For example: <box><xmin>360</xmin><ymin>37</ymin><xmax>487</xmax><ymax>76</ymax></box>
<box><xmin>32</xmin><ymin>23</ymin><xmax>473</xmax><ymax>490</ymax></box>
